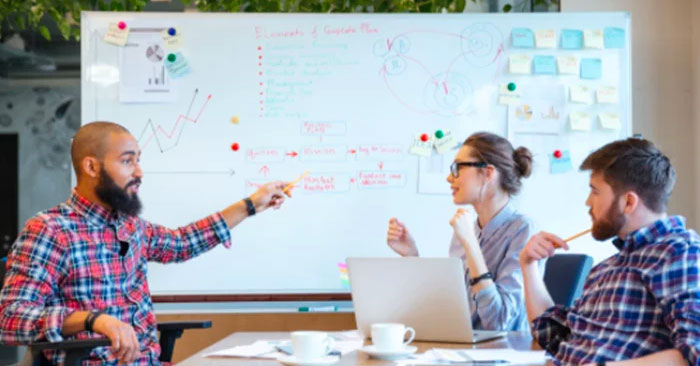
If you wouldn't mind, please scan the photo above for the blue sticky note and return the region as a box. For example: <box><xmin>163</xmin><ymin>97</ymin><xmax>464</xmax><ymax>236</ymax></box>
<box><xmin>604</xmin><ymin>27</ymin><xmax>625</xmax><ymax>48</ymax></box>
<box><xmin>512</xmin><ymin>28</ymin><xmax>535</xmax><ymax>48</ymax></box>
<box><xmin>533</xmin><ymin>55</ymin><xmax>556</xmax><ymax>75</ymax></box>
<box><xmin>561</xmin><ymin>29</ymin><xmax>583</xmax><ymax>49</ymax></box>
<box><xmin>580</xmin><ymin>58</ymin><xmax>602</xmax><ymax>80</ymax></box>
<box><xmin>550</xmin><ymin>151</ymin><xmax>573</xmax><ymax>174</ymax></box>
<box><xmin>164</xmin><ymin>52</ymin><xmax>191</xmax><ymax>78</ymax></box>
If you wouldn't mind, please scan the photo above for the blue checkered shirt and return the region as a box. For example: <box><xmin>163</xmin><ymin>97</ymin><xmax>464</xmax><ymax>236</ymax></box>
<box><xmin>532</xmin><ymin>216</ymin><xmax>700</xmax><ymax>365</ymax></box>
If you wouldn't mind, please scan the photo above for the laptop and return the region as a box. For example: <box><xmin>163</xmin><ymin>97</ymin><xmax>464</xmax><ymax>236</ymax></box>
<box><xmin>347</xmin><ymin>257</ymin><xmax>507</xmax><ymax>343</ymax></box>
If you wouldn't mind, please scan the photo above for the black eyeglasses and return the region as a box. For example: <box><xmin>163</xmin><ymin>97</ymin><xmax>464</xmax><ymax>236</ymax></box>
<box><xmin>450</xmin><ymin>161</ymin><xmax>487</xmax><ymax>178</ymax></box>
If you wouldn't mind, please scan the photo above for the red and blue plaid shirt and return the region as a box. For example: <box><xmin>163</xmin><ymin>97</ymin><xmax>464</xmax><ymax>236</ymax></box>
<box><xmin>532</xmin><ymin>216</ymin><xmax>700</xmax><ymax>365</ymax></box>
<box><xmin>0</xmin><ymin>191</ymin><xmax>231</xmax><ymax>366</ymax></box>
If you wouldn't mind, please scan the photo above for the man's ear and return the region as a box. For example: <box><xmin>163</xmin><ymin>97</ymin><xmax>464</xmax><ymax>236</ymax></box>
<box><xmin>81</xmin><ymin>157</ymin><xmax>101</xmax><ymax>179</ymax></box>
<box><xmin>621</xmin><ymin>191</ymin><xmax>640</xmax><ymax>215</ymax></box>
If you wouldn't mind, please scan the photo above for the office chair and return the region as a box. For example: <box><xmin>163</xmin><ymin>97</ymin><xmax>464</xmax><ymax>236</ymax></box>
<box><xmin>543</xmin><ymin>254</ymin><xmax>593</xmax><ymax>307</ymax></box>
<box><xmin>28</xmin><ymin>320</ymin><xmax>211</xmax><ymax>366</ymax></box>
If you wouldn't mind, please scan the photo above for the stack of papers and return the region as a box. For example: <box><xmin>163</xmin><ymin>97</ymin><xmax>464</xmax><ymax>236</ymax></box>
<box><xmin>206</xmin><ymin>331</ymin><xmax>364</xmax><ymax>359</ymax></box>
<box><xmin>396</xmin><ymin>348</ymin><xmax>547</xmax><ymax>365</ymax></box>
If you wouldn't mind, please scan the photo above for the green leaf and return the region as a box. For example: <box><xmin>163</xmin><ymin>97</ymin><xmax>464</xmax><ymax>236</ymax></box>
<box><xmin>39</xmin><ymin>25</ymin><xmax>51</xmax><ymax>40</ymax></box>
<box><xmin>502</xmin><ymin>3</ymin><xmax>512</xmax><ymax>12</ymax></box>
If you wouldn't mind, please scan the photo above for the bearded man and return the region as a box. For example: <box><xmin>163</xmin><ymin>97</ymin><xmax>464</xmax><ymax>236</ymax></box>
<box><xmin>0</xmin><ymin>121</ymin><xmax>290</xmax><ymax>365</ymax></box>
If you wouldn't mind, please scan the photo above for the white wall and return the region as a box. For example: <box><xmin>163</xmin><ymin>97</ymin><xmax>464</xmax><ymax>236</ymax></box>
<box><xmin>563</xmin><ymin>0</ymin><xmax>697</xmax><ymax>229</ymax></box>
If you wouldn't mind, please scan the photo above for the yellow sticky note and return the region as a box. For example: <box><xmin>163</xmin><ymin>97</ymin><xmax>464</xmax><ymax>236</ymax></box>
<box><xmin>569</xmin><ymin>85</ymin><xmax>592</xmax><ymax>105</ymax></box>
<box><xmin>598</xmin><ymin>112</ymin><xmax>621</xmax><ymax>130</ymax></box>
<box><xmin>570</xmin><ymin>112</ymin><xmax>591</xmax><ymax>131</ymax></box>
<box><xmin>509</xmin><ymin>54</ymin><xmax>532</xmax><ymax>74</ymax></box>
<box><xmin>161</xmin><ymin>27</ymin><xmax>184</xmax><ymax>49</ymax></box>
<box><xmin>498</xmin><ymin>84</ymin><xmax>521</xmax><ymax>105</ymax></box>
<box><xmin>584</xmin><ymin>29</ymin><xmax>604</xmax><ymax>49</ymax></box>
<box><xmin>596</xmin><ymin>86</ymin><xmax>619</xmax><ymax>104</ymax></box>
<box><xmin>434</xmin><ymin>130</ymin><xmax>458</xmax><ymax>154</ymax></box>
<box><xmin>409</xmin><ymin>134</ymin><xmax>433</xmax><ymax>157</ymax></box>
<box><xmin>557</xmin><ymin>56</ymin><xmax>579</xmax><ymax>75</ymax></box>
<box><xmin>535</xmin><ymin>29</ymin><xmax>557</xmax><ymax>48</ymax></box>
<box><xmin>104</xmin><ymin>22</ymin><xmax>129</xmax><ymax>46</ymax></box>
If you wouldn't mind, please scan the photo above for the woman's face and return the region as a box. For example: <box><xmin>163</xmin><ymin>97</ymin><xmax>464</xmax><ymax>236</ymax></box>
<box><xmin>446</xmin><ymin>145</ymin><xmax>490</xmax><ymax>205</ymax></box>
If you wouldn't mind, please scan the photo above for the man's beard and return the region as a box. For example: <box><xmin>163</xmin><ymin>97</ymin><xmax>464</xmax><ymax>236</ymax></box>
<box><xmin>95</xmin><ymin>168</ymin><xmax>142</xmax><ymax>217</ymax></box>
<box><xmin>591</xmin><ymin>198</ymin><xmax>627</xmax><ymax>241</ymax></box>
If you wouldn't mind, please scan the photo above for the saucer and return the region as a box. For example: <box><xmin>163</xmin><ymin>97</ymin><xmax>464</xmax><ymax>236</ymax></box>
<box><xmin>278</xmin><ymin>355</ymin><xmax>340</xmax><ymax>366</ymax></box>
<box><xmin>359</xmin><ymin>345</ymin><xmax>418</xmax><ymax>360</ymax></box>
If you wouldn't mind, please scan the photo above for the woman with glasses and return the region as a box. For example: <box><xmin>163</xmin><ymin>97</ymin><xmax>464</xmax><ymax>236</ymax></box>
<box><xmin>386</xmin><ymin>132</ymin><xmax>534</xmax><ymax>331</ymax></box>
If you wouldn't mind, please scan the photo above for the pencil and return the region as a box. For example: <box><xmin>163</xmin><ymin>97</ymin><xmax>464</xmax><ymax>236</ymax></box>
<box><xmin>554</xmin><ymin>228</ymin><xmax>592</xmax><ymax>248</ymax></box>
<box><xmin>564</xmin><ymin>228</ymin><xmax>592</xmax><ymax>242</ymax></box>
<box><xmin>283</xmin><ymin>170</ymin><xmax>310</xmax><ymax>193</ymax></box>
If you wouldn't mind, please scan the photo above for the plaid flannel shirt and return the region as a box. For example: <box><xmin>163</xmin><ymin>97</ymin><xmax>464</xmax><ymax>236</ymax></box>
<box><xmin>532</xmin><ymin>216</ymin><xmax>700</xmax><ymax>365</ymax></box>
<box><xmin>0</xmin><ymin>192</ymin><xmax>231</xmax><ymax>366</ymax></box>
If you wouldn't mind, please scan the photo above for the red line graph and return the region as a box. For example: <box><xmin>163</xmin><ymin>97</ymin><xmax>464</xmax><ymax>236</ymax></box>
<box><xmin>138</xmin><ymin>90</ymin><xmax>212</xmax><ymax>152</ymax></box>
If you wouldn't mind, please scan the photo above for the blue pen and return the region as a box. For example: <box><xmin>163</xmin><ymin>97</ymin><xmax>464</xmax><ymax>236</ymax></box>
<box><xmin>298</xmin><ymin>306</ymin><xmax>338</xmax><ymax>312</ymax></box>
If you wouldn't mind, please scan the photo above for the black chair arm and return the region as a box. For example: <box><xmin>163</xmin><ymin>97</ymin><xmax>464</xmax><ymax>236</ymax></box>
<box><xmin>157</xmin><ymin>320</ymin><xmax>212</xmax><ymax>363</ymax></box>
<box><xmin>29</xmin><ymin>338</ymin><xmax>111</xmax><ymax>366</ymax></box>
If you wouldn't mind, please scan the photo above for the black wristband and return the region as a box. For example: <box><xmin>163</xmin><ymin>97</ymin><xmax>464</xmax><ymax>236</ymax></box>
<box><xmin>84</xmin><ymin>310</ymin><xmax>105</xmax><ymax>332</ymax></box>
<box><xmin>243</xmin><ymin>197</ymin><xmax>256</xmax><ymax>216</ymax></box>
<box><xmin>469</xmin><ymin>272</ymin><xmax>493</xmax><ymax>286</ymax></box>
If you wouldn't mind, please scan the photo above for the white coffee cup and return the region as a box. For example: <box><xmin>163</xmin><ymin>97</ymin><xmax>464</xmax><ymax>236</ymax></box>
<box><xmin>370</xmin><ymin>323</ymin><xmax>416</xmax><ymax>351</ymax></box>
<box><xmin>290</xmin><ymin>331</ymin><xmax>334</xmax><ymax>361</ymax></box>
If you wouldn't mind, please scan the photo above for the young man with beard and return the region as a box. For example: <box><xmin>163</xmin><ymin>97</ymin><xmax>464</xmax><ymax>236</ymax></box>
<box><xmin>0</xmin><ymin>121</ymin><xmax>291</xmax><ymax>365</ymax></box>
<box><xmin>519</xmin><ymin>138</ymin><xmax>700</xmax><ymax>366</ymax></box>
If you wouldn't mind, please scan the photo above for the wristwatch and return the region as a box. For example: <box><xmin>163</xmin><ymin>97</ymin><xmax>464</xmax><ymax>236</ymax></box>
<box><xmin>243</xmin><ymin>197</ymin><xmax>256</xmax><ymax>216</ymax></box>
<box><xmin>469</xmin><ymin>272</ymin><xmax>493</xmax><ymax>286</ymax></box>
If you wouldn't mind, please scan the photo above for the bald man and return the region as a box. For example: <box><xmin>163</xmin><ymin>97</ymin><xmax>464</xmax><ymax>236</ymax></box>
<box><xmin>0</xmin><ymin>121</ymin><xmax>290</xmax><ymax>365</ymax></box>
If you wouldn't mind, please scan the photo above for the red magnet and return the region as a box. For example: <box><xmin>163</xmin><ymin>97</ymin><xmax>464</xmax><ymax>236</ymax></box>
<box><xmin>118</xmin><ymin>21</ymin><xmax>127</xmax><ymax>30</ymax></box>
<box><xmin>420</xmin><ymin>133</ymin><xmax>429</xmax><ymax>142</ymax></box>
<box><xmin>231</xmin><ymin>143</ymin><xmax>240</xmax><ymax>151</ymax></box>
<box><xmin>553</xmin><ymin>150</ymin><xmax>563</xmax><ymax>159</ymax></box>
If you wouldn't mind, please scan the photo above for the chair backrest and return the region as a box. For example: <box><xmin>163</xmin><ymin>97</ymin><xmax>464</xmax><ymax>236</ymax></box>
<box><xmin>543</xmin><ymin>254</ymin><xmax>593</xmax><ymax>307</ymax></box>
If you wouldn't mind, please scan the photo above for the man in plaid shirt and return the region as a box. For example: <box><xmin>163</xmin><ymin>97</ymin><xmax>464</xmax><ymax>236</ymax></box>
<box><xmin>519</xmin><ymin>138</ymin><xmax>700</xmax><ymax>366</ymax></box>
<box><xmin>0</xmin><ymin>121</ymin><xmax>292</xmax><ymax>365</ymax></box>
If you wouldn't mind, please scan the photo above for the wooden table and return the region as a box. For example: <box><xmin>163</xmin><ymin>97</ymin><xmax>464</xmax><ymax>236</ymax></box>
<box><xmin>178</xmin><ymin>332</ymin><xmax>550</xmax><ymax>366</ymax></box>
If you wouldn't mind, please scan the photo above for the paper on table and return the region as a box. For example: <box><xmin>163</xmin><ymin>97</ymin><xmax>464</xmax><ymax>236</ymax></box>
<box><xmin>396</xmin><ymin>348</ymin><xmax>547</xmax><ymax>365</ymax></box>
<box><xmin>206</xmin><ymin>340</ymin><xmax>283</xmax><ymax>359</ymax></box>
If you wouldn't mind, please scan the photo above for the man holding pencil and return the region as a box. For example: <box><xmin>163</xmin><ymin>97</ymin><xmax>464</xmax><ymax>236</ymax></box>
<box><xmin>0</xmin><ymin>121</ymin><xmax>292</xmax><ymax>366</ymax></box>
<box><xmin>519</xmin><ymin>138</ymin><xmax>700</xmax><ymax>366</ymax></box>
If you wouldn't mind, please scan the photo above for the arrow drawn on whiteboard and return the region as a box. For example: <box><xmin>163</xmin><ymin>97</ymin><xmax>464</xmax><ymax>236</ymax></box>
<box><xmin>259</xmin><ymin>165</ymin><xmax>270</xmax><ymax>176</ymax></box>
<box><xmin>144</xmin><ymin>169</ymin><xmax>235</xmax><ymax>176</ymax></box>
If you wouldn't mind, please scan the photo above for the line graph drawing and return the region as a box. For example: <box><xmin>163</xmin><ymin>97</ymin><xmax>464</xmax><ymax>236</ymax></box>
<box><xmin>137</xmin><ymin>88</ymin><xmax>212</xmax><ymax>152</ymax></box>
<box><xmin>375</xmin><ymin>24</ymin><xmax>503</xmax><ymax>117</ymax></box>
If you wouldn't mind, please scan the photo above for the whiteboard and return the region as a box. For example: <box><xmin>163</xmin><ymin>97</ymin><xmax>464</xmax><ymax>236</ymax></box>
<box><xmin>81</xmin><ymin>12</ymin><xmax>631</xmax><ymax>295</ymax></box>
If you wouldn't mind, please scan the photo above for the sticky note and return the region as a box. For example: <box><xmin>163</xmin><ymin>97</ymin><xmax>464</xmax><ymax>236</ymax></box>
<box><xmin>434</xmin><ymin>130</ymin><xmax>458</xmax><ymax>154</ymax></box>
<box><xmin>162</xmin><ymin>27</ymin><xmax>184</xmax><ymax>49</ymax></box>
<box><xmin>535</xmin><ymin>29</ymin><xmax>557</xmax><ymax>48</ymax></box>
<box><xmin>596</xmin><ymin>86</ymin><xmax>619</xmax><ymax>104</ymax></box>
<box><xmin>570</xmin><ymin>112</ymin><xmax>592</xmax><ymax>131</ymax></box>
<box><xmin>164</xmin><ymin>52</ymin><xmax>191</xmax><ymax>78</ymax></box>
<box><xmin>604</xmin><ymin>27</ymin><xmax>625</xmax><ymax>48</ymax></box>
<box><xmin>512</xmin><ymin>28</ymin><xmax>535</xmax><ymax>48</ymax></box>
<box><xmin>561</xmin><ymin>29</ymin><xmax>583</xmax><ymax>49</ymax></box>
<box><xmin>598</xmin><ymin>112</ymin><xmax>621</xmax><ymax>130</ymax></box>
<box><xmin>550</xmin><ymin>150</ymin><xmax>573</xmax><ymax>174</ymax></box>
<box><xmin>557</xmin><ymin>56</ymin><xmax>579</xmax><ymax>75</ymax></box>
<box><xmin>580</xmin><ymin>58</ymin><xmax>602</xmax><ymax>80</ymax></box>
<box><xmin>104</xmin><ymin>22</ymin><xmax>129</xmax><ymax>46</ymax></box>
<box><xmin>584</xmin><ymin>29</ymin><xmax>604</xmax><ymax>49</ymax></box>
<box><xmin>409</xmin><ymin>134</ymin><xmax>434</xmax><ymax>157</ymax></box>
<box><xmin>569</xmin><ymin>85</ymin><xmax>592</xmax><ymax>105</ymax></box>
<box><xmin>498</xmin><ymin>84</ymin><xmax>521</xmax><ymax>105</ymax></box>
<box><xmin>509</xmin><ymin>54</ymin><xmax>531</xmax><ymax>74</ymax></box>
<box><xmin>533</xmin><ymin>55</ymin><xmax>557</xmax><ymax>75</ymax></box>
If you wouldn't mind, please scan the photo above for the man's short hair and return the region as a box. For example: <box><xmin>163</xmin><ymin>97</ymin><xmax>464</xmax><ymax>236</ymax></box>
<box><xmin>71</xmin><ymin>121</ymin><xmax>130</xmax><ymax>178</ymax></box>
<box><xmin>580</xmin><ymin>138</ymin><xmax>675</xmax><ymax>213</ymax></box>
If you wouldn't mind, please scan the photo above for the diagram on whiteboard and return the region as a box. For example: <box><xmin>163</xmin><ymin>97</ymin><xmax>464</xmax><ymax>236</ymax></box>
<box><xmin>376</xmin><ymin>23</ymin><xmax>504</xmax><ymax>117</ymax></box>
<box><xmin>136</xmin><ymin>88</ymin><xmax>211</xmax><ymax>153</ymax></box>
